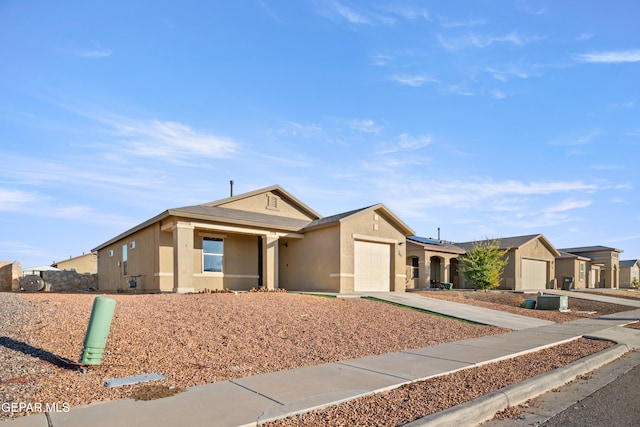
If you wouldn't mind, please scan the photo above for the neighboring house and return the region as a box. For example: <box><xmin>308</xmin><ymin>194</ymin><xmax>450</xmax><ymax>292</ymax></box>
<box><xmin>558</xmin><ymin>246</ymin><xmax>623</xmax><ymax>289</ymax></box>
<box><xmin>92</xmin><ymin>185</ymin><xmax>414</xmax><ymax>294</ymax></box>
<box><xmin>52</xmin><ymin>252</ymin><xmax>97</xmax><ymax>274</ymax></box>
<box><xmin>406</xmin><ymin>237</ymin><xmax>466</xmax><ymax>289</ymax></box>
<box><xmin>456</xmin><ymin>234</ymin><xmax>560</xmax><ymax>291</ymax></box>
<box><xmin>555</xmin><ymin>251</ymin><xmax>596</xmax><ymax>289</ymax></box>
<box><xmin>23</xmin><ymin>265</ymin><xmax>61</xmax><ymax>276</ymax></box>
<box><xmin>620</xmin><ymin>259</ymin><xmax>640</xmax><ymax>288</ymax></box>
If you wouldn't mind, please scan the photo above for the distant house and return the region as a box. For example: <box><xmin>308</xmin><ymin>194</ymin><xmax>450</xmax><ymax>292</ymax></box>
<box><xmin>92</xmin><ymin>185</ymin><xmax>414</xmax><ymax>293</ymax></box>
<box><xmin>555</xmin><ymin>250</ymin><xmax>596</xmax><ymax>289</ymax></box>
<box><xmin>558</xmin><ymin>246</ymin><xmax>623</xmax><ymax>289</ymax></box>
<box><xmin>456</xmin><ymin>234</ymin><xmax>560</xmax><ymax>291</ymax></box>
<box><xmin>406</xmin><ymin>237</ymin><xmax>466</xmax><ymax>289</ymax></box>
<box><xmin>620</xmin><ymin>259</ymin><xmax>640</xmax><ymax>288</ymax></box>
<box><xmin>52</xmin><ymin>252</ymin><xmax>97</xmax><ymax>274</ymax></box>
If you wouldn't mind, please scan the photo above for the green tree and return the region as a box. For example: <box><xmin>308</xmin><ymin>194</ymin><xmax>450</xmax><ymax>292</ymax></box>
<box><xmin>459</xmin><ymin>239</ymin><xmax>509</xmax><ymax>291</ymax></box>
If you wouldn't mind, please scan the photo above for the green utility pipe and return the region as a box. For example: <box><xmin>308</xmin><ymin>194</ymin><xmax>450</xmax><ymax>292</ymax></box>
<box><xmin>79</xmin><ymin>296</ymin><xmax>117</xmax><ymax>365</ymax></box>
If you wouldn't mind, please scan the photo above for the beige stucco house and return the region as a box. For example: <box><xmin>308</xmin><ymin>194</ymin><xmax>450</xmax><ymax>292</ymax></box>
<box><xmin>52</xmin><ymin>252</ymin><xmax>97</xmax><ymax>274</ymax></box>
<box><xmin>93</xmin><ymin>185</ymin><xmax>414</xmax><ymax>294</ymax></box>
<box><xmin>456</xmin><ymin>234</ymin><xmax>560</xmax><ymax>291</ymax></box>
<box><xmin>620</xmin><ymin>259</ymin><xmax>640</xmax><ymax>288</ymax></box>
<box><xmin>406</xmin><ymin>237</ymin><xmax>466</xmax><ymax>289</ymax></box>
<box><xmin>558</xmin><ymin>246</ymin><xmax>623</xmax><ymax>289</ymax></box>
<box><xmin>555</xmin><ymin>251</ymin><xmax>597</xmax><ymax>289</ymax></box>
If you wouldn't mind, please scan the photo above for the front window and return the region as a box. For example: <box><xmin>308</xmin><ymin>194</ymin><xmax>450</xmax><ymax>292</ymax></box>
<box><xmin>203</xmin><ymin>237</ymin><xmax>224</xmax><ymax>273</ymax></box>
<box><xmin>411</xmin><ymin>257</ymin><xmax>419</xmax><ymax>279</ymax></box>
<box><xmin>579</xmin><ymin>262</ymin><xmax>585</xmax><ymax>281</ymax></box>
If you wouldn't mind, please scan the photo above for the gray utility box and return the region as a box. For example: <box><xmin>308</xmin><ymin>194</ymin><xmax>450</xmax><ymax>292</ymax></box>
<box><xmin>537</xmin><ymin>295</ymin><xmax>569</xmax><ymax>311</ymax></box>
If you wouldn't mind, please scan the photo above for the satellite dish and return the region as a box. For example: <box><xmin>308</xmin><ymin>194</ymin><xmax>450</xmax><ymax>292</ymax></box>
<box><xmin>21</xmin><ymin>275</ymin><xmax>45</xmax><ymax>292</ymax></box>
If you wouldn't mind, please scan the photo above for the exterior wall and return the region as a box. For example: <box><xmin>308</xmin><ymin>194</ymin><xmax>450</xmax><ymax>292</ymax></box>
<box><xmin>192</xmin><ymin>232</ymin><xmax>260</xmax><ymax>291</ymax></box>
<box><xmin>217</xmin><ymin>190</ymin><xmax>315</xmax><ymax>221</ymax></box>
<box><xmin>0</xmin><ymin>261</ymin><xmax>22</xmax><ymax>291</ymax></box>
<box><xmin>405</xmin><ymin>243</ymin><xmax>462</xmax><ymax>289</ymax></box>
<box><xmin>54</xmin><ymin>253</ymin><xmax>97</xmax><ymax>274</ymax></box>
<box><xmin>555</xmin><ymin>259</ymin><xmax>588</xmax><ymax>289</ymax></box>
<box><xmin>97</xmin><ymin>224</ymin><xmax>159</xmax><ymax>292</ymax></box>
<box><xmin>340</xmin><ymin>209</ymin><xmax>407</xmax><ymax>293</ymax></box>
<box><xmin>568</xmin><ymin>250</ymin><xmax>620</xmax><ymax>289</ymax></box>
<box><xmin>279</xmin><ymin>226</ymin><xmax>340</xmax><ymax>292</ymax></box>
<box><xmin>620</xmin><ymin>263</ymin><xmax>640</xmax><ymax>288</ymax></box>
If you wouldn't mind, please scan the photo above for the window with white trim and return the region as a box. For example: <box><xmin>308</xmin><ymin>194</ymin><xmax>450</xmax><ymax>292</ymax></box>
<box><xmin>579</xmin><ymin>262</ymin><xmax>585</xmax><ymax>281</ymax></box>
<box><xmin>203</xmin><ymin>237</ymin><xmax>224</xmax><ymax>273</ymax></box>
<box><xmin>122</xmin><ymin>244</ymin><xmax>128</xmax><ymax>276</ymax></box>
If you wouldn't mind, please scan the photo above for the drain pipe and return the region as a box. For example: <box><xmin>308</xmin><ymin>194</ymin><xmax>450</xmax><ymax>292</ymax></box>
<box><xmin>79</xmin><ymin>296</ymin><xmax>116</xmax><ymax>365</ymax></box>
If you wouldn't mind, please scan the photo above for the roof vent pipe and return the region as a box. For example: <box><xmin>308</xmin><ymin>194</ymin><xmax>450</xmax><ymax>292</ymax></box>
<box><xmin>230</xmin><ymin>180</ymin><xmax>234</xmax><ymax>197</ymax></box>
<box><xmin>438</xmin><ymin>227</ymin><xmax>441</xmax><ymax>241</ymax></box>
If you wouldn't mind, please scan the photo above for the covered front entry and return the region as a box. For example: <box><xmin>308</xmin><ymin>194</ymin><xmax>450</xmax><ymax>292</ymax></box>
<box><xmin>522</xmin><ymin>259</ymin><xmax>548</xmax><ymax>289</ymax></box>
<box><xmin>354</xmin><ymin>240</ymin><xmax>391</xmax><ymax>291</ymax></box>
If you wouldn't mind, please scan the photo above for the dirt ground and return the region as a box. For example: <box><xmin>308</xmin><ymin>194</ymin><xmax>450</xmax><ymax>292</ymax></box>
<box><xmin>417</xmin><ymin>290</ymin><xmax>634</xmax><ymax>323</ymax></box>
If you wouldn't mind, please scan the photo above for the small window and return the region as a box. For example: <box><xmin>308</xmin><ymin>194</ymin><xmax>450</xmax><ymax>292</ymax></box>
<box><xmin>70</xmin><ymin>267</ymin><xmax>77</xmax><ymax>272</ymax></box>
<box><xmin>108</xmin><ymin>250</ymin><xmax>114</xmax><ymax>257</ymax></box>
<box><xmin>130</xmin><ymin>241</ymin><xmax>136</xmax><ymax>249</ymax></box>
<box><xmin>203</xmin><ymin>237</ymin><xmax>223</xmax><ymax>273</ymax></box>
<box><xmin>579</xmin><ymin>262</ymin><xmax>585</xmax><ymax>281</ymax></box>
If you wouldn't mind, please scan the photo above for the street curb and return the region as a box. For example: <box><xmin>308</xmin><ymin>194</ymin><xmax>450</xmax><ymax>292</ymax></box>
<box><xmin>403</xmin><ymin>341</ymin><xmax>630</xmax><ymax>427</ymax></box>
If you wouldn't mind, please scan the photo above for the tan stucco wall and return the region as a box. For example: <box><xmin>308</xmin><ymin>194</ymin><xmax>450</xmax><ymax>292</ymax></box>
<box><xmin>341</xmin><ymin>209</ymin><xmax>407</xmax><ymax>293</ymax></box>
<box><xmin>406</xmin><ymin>243</ymin><xmax>462</xmax><ymax>289</ymax></box>
<box><xmin>54</xmin><ymin>253</ymin><xmax>97</xmax><ymax>274</ymax></box>
<box><xmin>97</xmin><ymin>224</ymin><xmax>159</xmax><ymax>292</ymax></box>
<box><xmin>620</xmin><ymin>264</ymin><xmax>639</xmax><ymax>288</ymax></box>
<box><xmin>510</xmin><ymin>239</ymin><xmax>556</xmax><ymax>290</ymax></box>
<box><xmin>555</xmin><ymin>259</ymin><xmax>587</xmax><ymax>289</ymax></box>
<box><xmin>279</xmin><ymin>226</ymin><xmax>340</xmax><ymax>292</ymax></box>
<box><xmin>218</xmin><ymin>190</ymin><xmax>316</xmax><ymax>221</ymax></box>
<box><xmin>568</xmin><ymin>250</ymin><xmax>620</xmax><ymax>288</ymax></box>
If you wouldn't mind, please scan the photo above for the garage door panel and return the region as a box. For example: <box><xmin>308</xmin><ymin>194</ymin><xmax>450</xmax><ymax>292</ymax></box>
<box><xmin>354</xmin><ymin>241</ymin><xmax>391</xmax><ymax>292</ymax></box>
<box><xmin>522</xmin><ymin>259</ymin><xmax>547</xmax><ymax>290</ymax></box>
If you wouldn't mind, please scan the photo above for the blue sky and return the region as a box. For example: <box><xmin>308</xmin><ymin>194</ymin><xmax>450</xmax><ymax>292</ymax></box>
<box><xmin>1</xmin><ymin>0</ymin><xmax>639</xmax><ymax>268</ymax></box>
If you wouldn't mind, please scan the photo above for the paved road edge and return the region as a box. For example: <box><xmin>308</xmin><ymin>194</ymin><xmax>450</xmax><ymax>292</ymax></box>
<box><xmin>403</xmin><ymin>341</ymin><xmax>630</xmax><ymax>427</ymax></box>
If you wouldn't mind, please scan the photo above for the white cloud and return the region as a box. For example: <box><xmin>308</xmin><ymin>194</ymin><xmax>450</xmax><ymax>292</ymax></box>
<box><xmin>550</xmin><ymin>130</ymin><xmax>601</xmax><ymax>146</ymax></box>
<box><xmin>332</xmin><ymin>2</ymin><xmax>370</xmax><ymax>24</ymax></box>
<box><xmin>390</xmin><ymin>74</ymin><xmax>439</xmax><ymax>87</ymax></box>
<box><xmin>491</xmin><ymin>90</ymin><xmax>507</xmax><ymax>99</ymax></box>
<box><xmin>377</xmin><ymin>133</ymin><xmax>432</xmax><ymax>154</ymax></box>
<box><xmin>543</xmin><ymin>199</ymin><xmax>592</xmax><ymax>213</ymax></box>
<box><xmin>349</xmin><ymin>119</ymin><xmax>382</xmax><ymax>134</ymax></box>
<box><xmin>438</xmin><ymin>15</ymin><xmax>486</xmax><ymax>28</ymax></box>
<box><xmin>574</xmin><ymin>50</ymin><xmax>640</xmax><ymax>63</ymax></box>
<box><xmin>484</xmin><ymin>66</ymin><xmax>533</xmax><ymax>81</ymax></box>
<box><xmin>60</xmin><ymin>43</ymin><xmax>113</xmax><ymax>58</ymax></box>
<box><xmin>576</xmin><ymin>32</ymin><xmax>594</xmax><ymax>41</ymax></box>
<box><xmin>0</xmin><ymin>188</ymin><xmax>38</xmax><ymax>210</ymax></box>
<box><xmin>438</xmin><ymin>32</ymin><xmax>538</xmax><ymax>50</ymax></box>
<box><xmin>107</xmin><ymin>118</ymin><xmax>238</xmax><ymax>160</ymax></box>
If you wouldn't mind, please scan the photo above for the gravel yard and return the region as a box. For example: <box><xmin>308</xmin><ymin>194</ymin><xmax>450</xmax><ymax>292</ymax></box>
<box><xmin>1</xmin><ymin>291</ymin><xmax>506</xmax><ymax>419</ymax></box>
<box><xmin>264</xmin><ymin>338</ymin><xmax>613</xmax><ymax>427</ymax></box>
<box><xmin>0</xmin><ymin>291</ymin><xmax>621</xmax><ymax>424</ymax></box>
<box><xmin>418</xmin><ymin>290</ymin><xmax>633</xmax><ymax>323</ymax></box>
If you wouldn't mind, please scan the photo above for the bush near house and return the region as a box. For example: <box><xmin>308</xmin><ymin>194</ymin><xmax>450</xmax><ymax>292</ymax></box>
<box><xmin>459</xmin><ymin>239</ymin><xmax>508</xmax><ymax>291</ymax></box>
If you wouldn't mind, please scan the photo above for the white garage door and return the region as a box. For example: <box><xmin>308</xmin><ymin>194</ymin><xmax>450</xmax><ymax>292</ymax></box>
<box><xmin>354</xmin><ymin>241</ymin><xmax>391</xmax><ymax>292</ymax></box>
<box><xmin>522</xmin><ymin>259</ymin><xmax>548</xmax><ymax>290</ymax></box>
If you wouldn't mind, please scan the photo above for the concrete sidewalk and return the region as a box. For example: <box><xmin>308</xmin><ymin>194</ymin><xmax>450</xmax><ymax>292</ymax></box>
<box><xmin>360</xmin><ymin>292</ymin><xmax>555</xmax><ymax>330</ymax></box>
<box><xmin>8</xmin><ymin>308</ymin><xmax>640</xmax><ymax>427</ymax></box>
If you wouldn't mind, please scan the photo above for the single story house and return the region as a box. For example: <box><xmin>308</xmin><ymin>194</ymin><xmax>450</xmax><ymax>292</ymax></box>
<box><xmin>555</xmin><ymin>250</ymin><xmax>599</xmax><ymax>289</ymax></box>
<box><xmin>620</xmin><ymin>259</ymin><xmax>640</xmax><ymax>288</ymax></box>
<box><xmin>406</xmin><ymin>237</ymin><xmax>466</xmax><ymax>289</ymax></box>
<box><xmin>52</xmin><ymin>252</ymin><xmax>97</xmax><ymax>274</ymax></box>
<box><xmin>92</xmin><ymin>185</ymin><xmax>414</xmax><ymax>294</ymax></box>
<box><xmin>456</xmin><ymin>234</ymin><xmax>560</xmax><ymax>291</ymax></box>
<box><xmin>558</xmin><ymin>246</ymin><xmax>623</xmax><ymax>289</ymax></box>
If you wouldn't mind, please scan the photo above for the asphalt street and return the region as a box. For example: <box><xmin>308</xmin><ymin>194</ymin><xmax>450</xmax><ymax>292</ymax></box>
<box><xmin>543</xmin><ymin>361</ymin><xmax>640</xmax><ymax>427</ymax></box>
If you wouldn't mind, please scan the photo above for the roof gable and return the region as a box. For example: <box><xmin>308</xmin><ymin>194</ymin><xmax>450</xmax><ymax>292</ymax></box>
<box><xmin>303</xmin><ymin>203</ymin><xmax>415</xmax><ymax>236</ymax></box>
<box><xmin>620</xmin><ymin>259</ymin><xmax>640</xmax><ymax>268</ymax></box>
<box><xmin>201</xmin><ymin>185</ymin><xmax>321</xmax><ymax>221</ymax></box>
<box><xmin>456</xmin><ymin>234</ymin><xmax>560</xmax><ymax>257</ymax></box>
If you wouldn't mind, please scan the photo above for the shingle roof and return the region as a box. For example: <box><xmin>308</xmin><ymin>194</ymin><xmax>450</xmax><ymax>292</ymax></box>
<box><xmin>620</xmin><ymin>259</ymin><xmax>639</xmax><ymax>268</ymax></box>
<box><xmin>558</xmin><ymin>245</ymin><xmax>624</xmax><ymax>254</ymax></box>
<box><xmin>557</xmin><ymin>250</ymin><xmax>592</xmax><ymax>261</ymax></box>
<box><xmin>169</xmin><ymin>205</ymin><xmax>312</xmax><ymax>230</ymax></box>
<box><xmin>302</xmin><ymin>206</ymin><xmax>371</xmax><ymax>231</ymax></box>
<box><xmin>455</xmin><ymin>234</ymin><xmax>541</xmax><ymax>251</ymax></box>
